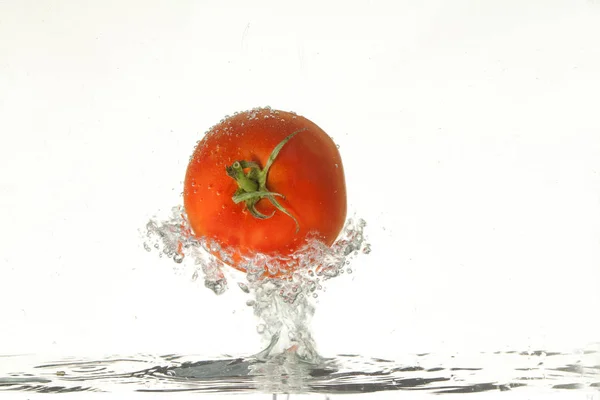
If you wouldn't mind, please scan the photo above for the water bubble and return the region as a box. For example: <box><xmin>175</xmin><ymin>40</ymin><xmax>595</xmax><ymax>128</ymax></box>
<box><xmin>191</xmin><ymin>270</ymin><xmax>199</xmax><ymax>281</ymax></box>
<box><xmin>343</xmin><ymin>244</ymin><xmax>355</xmax><ymax>256</ymax></box>
<box><xmin>362</xmin><ymin>244</ymin><xmax>372</xmax><ymax>254</ymax></box>
<box><xmin>238</xmin><ymin>282</ymin><xmax>250</xmax><ymax>293</ymax></box>
<box><xmin>205</xmin><ymin>278</ymin><xmax>227</xmax><ymax>295</ymax></box>
<box><xmin>208</xmin><ymin>241</ymin><xmax>221</xmax><ymax>253</ymax></box>
<box><xmin>336</xmin><ymin>144</ymin><xmax>340</xmax><ymax>149</ymax></box>
<box><xmin>246</xmin><ymin>271</ymin><xmax>259</xmax><ymax>283</ymax></box>
<box><xmin>312</xmin><ymin>293</ymin><xmax>318</xmax><ymax>298</ymax></box>
<box><xmin>143</xmin><ymin>243</ymin><xmax>151</xmax><ymax>252</ymax></box>
<box><xmin>267</xmin><ymin>262</ymin><xmax>278</xmax><ymax>275</ymax></box>
<box><xmin>173</xmin><ymin>253</ymin><xmax>184</xmax><ymax>263</ymax></box>
<box><xmin>246</xmin><ymin>299</ymin><xmax>256</xmax><ymax>307</ymax></box>
<box><xmin>257</xmin><ymin>324</ymin><xmax>266</xmax><ymax>334</ymax></box>
<box><xmin>347</xmin><ymin>268</ymin><xmax>353</xmax><ymax>274</ymax></box>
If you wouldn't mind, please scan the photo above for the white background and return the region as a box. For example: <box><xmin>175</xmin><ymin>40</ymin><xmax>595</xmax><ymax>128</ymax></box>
<box><xmin>1</xmin><ymin>0</ymin><xmax>599</xmax><ymax>362</ymax></box>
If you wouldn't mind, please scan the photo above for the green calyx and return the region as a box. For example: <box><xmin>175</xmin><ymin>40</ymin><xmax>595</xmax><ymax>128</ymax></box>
<box><xmin>225</xmin><ymin>128</ymin><xmax>306</xmax><ymax>233</ymax></box>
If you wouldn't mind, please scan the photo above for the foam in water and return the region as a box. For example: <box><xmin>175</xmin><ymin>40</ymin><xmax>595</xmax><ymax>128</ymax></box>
<box><xmin>143</xmin><ymin>206</ymin><xmax>369</xmax><ymax>364</ymax></box>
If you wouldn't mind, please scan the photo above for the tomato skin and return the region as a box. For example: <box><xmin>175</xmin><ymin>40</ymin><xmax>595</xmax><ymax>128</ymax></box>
<box><xmin>183</xmin><ymin>108</ymin><xmax>347</xmax><ymax>275</ymax></box>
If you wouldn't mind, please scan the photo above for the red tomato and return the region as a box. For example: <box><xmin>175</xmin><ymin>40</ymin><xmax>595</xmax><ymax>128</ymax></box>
<box><xmin>183</xmin><ymin>107</ymin><xmax>346</xmax><ymax>276</ymax></box>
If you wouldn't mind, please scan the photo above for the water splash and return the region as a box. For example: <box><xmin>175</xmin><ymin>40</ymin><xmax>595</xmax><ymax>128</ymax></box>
<box><xmin>142</xmin><ymin>206</ymin><xmax>369</xmax><ymax>363</ymax></box>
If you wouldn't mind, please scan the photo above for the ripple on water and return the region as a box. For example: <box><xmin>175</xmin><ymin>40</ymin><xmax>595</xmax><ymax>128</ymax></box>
<box><xmin>0</xmin><ymin>347</ymin><xmax>598</xmax><ymax>394</ymax></box>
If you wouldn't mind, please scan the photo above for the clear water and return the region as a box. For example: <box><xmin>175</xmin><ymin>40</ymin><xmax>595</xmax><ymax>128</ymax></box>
<box><xmin>1</xmin><ymin>347</ymin><xmax>598</xmax><ymax>394</ymax></box>
<box><xmin>1</xmin><ymin>207</ymin><xmax>598</xmax><ymax>395</ymax></box>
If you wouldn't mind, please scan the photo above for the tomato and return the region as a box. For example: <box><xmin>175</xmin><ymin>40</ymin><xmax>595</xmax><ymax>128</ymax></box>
<box><xmin>183</xmin><ymin>107</ymin><xmax>347</xmax><ymax>276</ymax></box>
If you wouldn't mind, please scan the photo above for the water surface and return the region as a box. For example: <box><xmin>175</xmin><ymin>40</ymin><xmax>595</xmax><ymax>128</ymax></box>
<box><xmin>1</xmin><ymin>346</ymin><xmax>598</xmax><ymax>394</ymax></box>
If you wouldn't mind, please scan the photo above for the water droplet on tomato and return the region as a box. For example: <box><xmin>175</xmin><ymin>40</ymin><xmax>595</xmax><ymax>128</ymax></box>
<box><xmin>335</xmin><ymin>164</ymin><xmax>339</xmax><ymax>168</ymax></box>
<box><xmin>267</xmin><ymin>262</ymin><xmax>278</xmax><ymax>275</ymax></box>
<box><xmin>216</xmin><ymin>190</ymin><xmax>221</xmax><ymax>196</ymax></box>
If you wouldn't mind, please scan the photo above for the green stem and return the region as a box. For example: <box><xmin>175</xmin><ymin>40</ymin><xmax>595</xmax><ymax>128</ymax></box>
<box><xmin>232</xmin><ymin>191</ymin><xmax>284</xmax><ymax>204</ymax></box>
<box><xmin>225</xmin><ymin>129</ymin><xmax>305</xmax><ymax>233</ymax></box>
<box><xmin>259</xmin><ymin>128</ymin><xmax>307</xmax><ymax>187</ymax></box>
<box><xmin>226</xmin><ymin>161</ymin><xmax>258</xmax><ymax>192</ymax></box>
